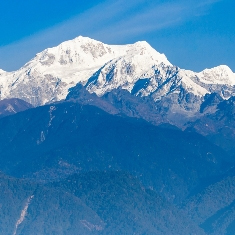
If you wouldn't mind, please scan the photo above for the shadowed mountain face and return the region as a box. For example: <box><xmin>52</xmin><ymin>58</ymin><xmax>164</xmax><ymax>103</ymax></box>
<box><xmin>67</xmin><ymin>85</ymin><xmax>235</xmax><ymax>156</ymax></box>
<box><xmin>199</xmin><ymin>93</ymin><xmax>224</xmax><ymax>114</ymax></box>
<box><xmin>0</xmin><ymin>98</ymin><xmax>33</xmax><ymax>118</ymax></box>
<box><xmin>0</xmin><ymin>101</ymin><xmax>231</xmax><ymax>204</ymax></box>
<box><xmin>186</xmin><ymin>95</ymin><xmax>235</xmax><ymax>154</ymax></box>
<box><xmin>66</xmin><ymin>84</ymin><xmax>166</xmax><ymax>125</ymax></box>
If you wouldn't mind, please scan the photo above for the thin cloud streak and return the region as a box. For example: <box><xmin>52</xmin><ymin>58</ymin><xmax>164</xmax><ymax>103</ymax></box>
<box><xmin>0</xmin><ymin>0</ymin><xmax>221</xmax><ymax>71</ymax></box>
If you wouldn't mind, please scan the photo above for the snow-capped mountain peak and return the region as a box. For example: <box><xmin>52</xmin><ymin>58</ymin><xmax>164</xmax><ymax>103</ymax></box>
<box><xmin>0</xmin><ymin>36</ymin><xmax>172</xmax><ymax>106</ymax></box>
<box><xmin>0</xmin><ymin>69</ymin><xmax>6</xmax><ymax>74</ymax></box>
<box><xmin>198</xmin><ymin>65</ymin><xmax>235</xmax><ymax>85</ymax></box>
<box><xmin>0</xmin><ymin>35</ymin><xmax>234</xmax><ymax>113</ymax></box>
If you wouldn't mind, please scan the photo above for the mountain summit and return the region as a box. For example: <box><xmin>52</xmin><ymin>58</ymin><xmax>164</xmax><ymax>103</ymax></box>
<box><xmin>0</xmin><ymin>36</ymin><xmax>234</xmax><ymax>117</ymax></box>
<box><xmin>0</xmin><ymin>36</ymin><xmax>169</xmax><ymax>106</ymax></box>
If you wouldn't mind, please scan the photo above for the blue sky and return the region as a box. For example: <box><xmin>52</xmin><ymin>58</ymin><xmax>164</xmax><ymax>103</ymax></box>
<box><xmin>0</xmin><ymin>0</ymin><xmax>234</xmax><ymax>72</ymax></box>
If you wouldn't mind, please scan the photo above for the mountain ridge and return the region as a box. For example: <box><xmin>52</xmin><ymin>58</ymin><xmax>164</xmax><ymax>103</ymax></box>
<box><xmin>0</xmin><ymin>35</ymin><xmax>234</xmax><ymax>112</ymax></box>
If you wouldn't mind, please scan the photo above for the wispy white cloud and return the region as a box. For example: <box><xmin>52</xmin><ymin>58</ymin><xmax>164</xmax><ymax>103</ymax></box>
<box><xmin>0</xmin><ymin>0</ymin><xmax>221</xmax><ymax>71</ymax></box>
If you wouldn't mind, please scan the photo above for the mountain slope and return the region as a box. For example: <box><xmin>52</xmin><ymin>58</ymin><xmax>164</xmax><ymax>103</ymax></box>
<box><xmin>66</xmin><ymin>84</ymin><xmax>166</xmax><ymax>125</ymax></box>
<box><xmin>0</xmin><ymin>171</ymin><xmax>207</xmax><ymax>235</ymax></box>
<box><xmin>182</xmin><ymin>174</ymin><xmax>235</xmax><ymax>235</ymax></box>
<box><xmin>53</xmin><ymin>171</ymin><xmax>206</xmax><ymax>235</ymax></box>
<box><xmin>186</xmin><ymin>95</ymin><xmax>235</xmax><ymax>153</ymax></box>
<box><xmin>0</xmin><ymin>101</ymin><xmax>230</xmax><ymax>204</ymax></box>
<box><xmin>0</xmin><ymin>172</ymin><xmax>104</xmax><ymax>235</ymax></box>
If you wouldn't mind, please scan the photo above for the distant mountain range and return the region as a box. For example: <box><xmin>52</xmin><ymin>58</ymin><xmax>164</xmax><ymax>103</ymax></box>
<box><xmin>0</xmin><ymin>36</ymin><xmax>234</xmax><ymax>130</ymax></box>
<box><xmin>0</xmin><ymin>36</ymin><xmax>234</xmax><ymax>114</ymax></box>
<box><xmin>0</xmin><ymin>36</ymin><xmax>235</xmax><ymax>234</ymax></box>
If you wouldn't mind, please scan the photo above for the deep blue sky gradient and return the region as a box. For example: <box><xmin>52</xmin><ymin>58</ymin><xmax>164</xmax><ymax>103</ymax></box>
<box><xmin>0</xmin><ymin>0</ymin><xmax>234</xmax><ymax>72</ymax></box>
<box><xmin>0</xmin><ymin>0</ymin><xmax>103</xmax><ymax>46</ymax></box>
